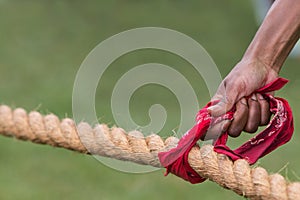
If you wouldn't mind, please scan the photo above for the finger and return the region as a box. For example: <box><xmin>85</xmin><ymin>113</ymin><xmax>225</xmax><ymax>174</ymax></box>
<box><xmin>208</xmin><ymin>94</ymin><xmax>238</xmax><ymax>117</ymax></box>
<box><xmin>244</xmin><ymin>94</ymin><xmax>261</xmax><ymax>133</ymax></box>
<box><xmin>203</xmin><ymin>120</ymin><xmax>232</xmax><ymax>140</ymax></box>
<box><xmin>257</xmin><ymin>93</ymin><xmax>271</xmax><ymax>125</ymax></box>
<box><xmin>207</xmin><ymin>101</ymin><xmax>231</xmax><ymax>117</ymax></box>
<box><xmin>228</xmin><ymin>97</ymin><xmax>249</xmax><ymax>137</ymax></box>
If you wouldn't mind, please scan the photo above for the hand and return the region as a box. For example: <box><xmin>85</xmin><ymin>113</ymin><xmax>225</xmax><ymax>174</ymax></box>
<box><xmin>226</xmin><ymin>93</ymin><xmax>271</xmax><ymax>137</ymax></box>
<box><xmin>204</xmin><ymin>58</ymin><xmax>278</xmax><ymax>140</ymax></box>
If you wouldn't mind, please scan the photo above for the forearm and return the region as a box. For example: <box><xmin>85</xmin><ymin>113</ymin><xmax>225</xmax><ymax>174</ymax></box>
<box><xmin>243</xmin><ymin>0</ymin><xmax>300</xmax><ymax>73</ymax></box>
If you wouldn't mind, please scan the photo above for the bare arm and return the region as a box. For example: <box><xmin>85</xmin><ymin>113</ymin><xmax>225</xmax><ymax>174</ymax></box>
<box><xmin>245</xmin><ymin>0</ymin><xmax>300</xmax><ymax>73</ymax></box>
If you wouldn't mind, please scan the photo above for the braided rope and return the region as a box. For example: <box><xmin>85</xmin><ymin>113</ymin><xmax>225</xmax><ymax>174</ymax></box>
<box><xmin>0</xmin><ymin>105</ymin><xmax>299</xmax><ymax>199</ymax></box>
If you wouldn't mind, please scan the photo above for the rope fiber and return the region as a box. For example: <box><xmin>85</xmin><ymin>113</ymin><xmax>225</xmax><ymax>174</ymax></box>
<box><xmin>0</xmin><ymin>104</ymin><xmax>299</xmax><ymax>199</ymax></box>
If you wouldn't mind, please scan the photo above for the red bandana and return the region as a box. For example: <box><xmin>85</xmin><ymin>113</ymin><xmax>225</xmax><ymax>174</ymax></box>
<box><xmin>158</xmin><ymin>78</ymin><xmax>294</xmax><ymax>184</ymax></box>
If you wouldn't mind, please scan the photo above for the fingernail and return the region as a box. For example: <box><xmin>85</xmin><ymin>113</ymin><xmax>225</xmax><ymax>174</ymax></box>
<box><xmin>207</xmin><ymin>104</ymin><xmax>222</xmax><ymax>115</ymax></box>
<box><xmin>251</xmin><ymin>94</ymin><xmax>258</xmax><ymax>101</ymax></box>
<box><xmin>240</xmin><ymin>98</ymin><xmax>248</xmax><ymax>106</ymax></box>
<box><xmin>207</xmin><ymin>105</ymin><xmax>218</xmax><ymax>112</ymax></box>
<box><xmin>257</xmin><ymin>93</ymin><xmax>265</xmax><ymax>100</ymax></box>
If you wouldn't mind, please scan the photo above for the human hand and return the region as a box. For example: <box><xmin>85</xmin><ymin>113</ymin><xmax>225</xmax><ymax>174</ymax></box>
<box><xmin>204</xmin><ymin>59</ymin><xmax>279</xmax><ymax>140</ymax></box>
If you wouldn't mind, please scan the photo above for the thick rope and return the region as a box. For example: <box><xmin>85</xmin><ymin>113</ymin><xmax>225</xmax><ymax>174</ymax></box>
<box><xmin>0</xmin><ymin>104</ymin><xmax>299</xmax><ymax>199</ymax></box>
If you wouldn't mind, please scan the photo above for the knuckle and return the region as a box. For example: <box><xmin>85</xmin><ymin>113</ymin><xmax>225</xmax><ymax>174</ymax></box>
<box><xmin>260</xmin><ymin>116</ymin><xmax>271</xmax><ymax>126</ymax></box>
<box><xmin>228</xmin><ymin>123</ymin><xmax>243</xmax><ymax>138</ymax></box>
<box><xmin>244</xmin><ymin>124</ymin><xmax>258</xmax><ymax>133</ymax></box>
<box><xmin>228</xmin><ymin>129</ymin><xmax>241</xmax><ymax>138</ymax></box>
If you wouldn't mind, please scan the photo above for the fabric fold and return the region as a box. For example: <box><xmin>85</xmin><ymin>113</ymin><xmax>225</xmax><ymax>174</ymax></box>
<box><xmin>158</xmin><ymin>77</ymin><xmax>293</xmax><ymax>184</ymax></box>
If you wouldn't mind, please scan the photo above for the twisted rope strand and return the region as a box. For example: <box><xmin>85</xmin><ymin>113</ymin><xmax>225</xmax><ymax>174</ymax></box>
<box><xmin>0</xmin><ymin>105</ymin><xmax>299</xmax><ymax>199</ymax></box>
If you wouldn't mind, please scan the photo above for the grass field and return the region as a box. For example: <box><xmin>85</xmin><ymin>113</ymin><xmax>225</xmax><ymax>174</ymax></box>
<box><xmin>1</xmin><ymin>1</ymin><xmax>300</xmax><ymax>199</ymax></box>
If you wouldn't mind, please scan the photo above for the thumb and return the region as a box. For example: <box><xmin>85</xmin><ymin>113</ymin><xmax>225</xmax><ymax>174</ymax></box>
<box><xmin>207</xmin><ymin>100</ymin><xmax>235</xmax><ymax>117</ymax></box>
<box><xmin>208</xmin><ymin>89</ymin><xmax>238</xmax><ymax>117</ymax></box>
<box><xmin>207</xmin><ymin>78</ymin><xmax>241</xmax><ymax>117</ymax></box>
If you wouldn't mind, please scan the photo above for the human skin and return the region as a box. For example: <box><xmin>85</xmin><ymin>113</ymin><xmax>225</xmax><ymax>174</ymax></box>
<box><xmin>205</xmin><ymin>0</ymin><xmax>300</xmax><ymax>139</ymax></box>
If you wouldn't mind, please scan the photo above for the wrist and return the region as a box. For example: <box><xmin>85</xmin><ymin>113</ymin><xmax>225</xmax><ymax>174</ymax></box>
<box><xmin>238</xmin><ymin>56</ymin><xmax>279</xmax><ymax>85</ymax></box>
<box><xmin>242</xmin><ymin>52</ymin><xmax>281</xmax><ymax>74</ymax></box>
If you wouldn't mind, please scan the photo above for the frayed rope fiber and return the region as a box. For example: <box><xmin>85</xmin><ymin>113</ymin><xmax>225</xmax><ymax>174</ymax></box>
<box><xmin>158</xmin><ymin>78</ymin><xmax>294</xmax><ymax>184</ymax></box>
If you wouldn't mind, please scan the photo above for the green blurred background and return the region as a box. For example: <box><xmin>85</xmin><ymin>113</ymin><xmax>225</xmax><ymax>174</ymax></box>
<box><xmin>0</xmin><ymin>1</ymin><xmax>299</xmax><ymax>199</ymax></box>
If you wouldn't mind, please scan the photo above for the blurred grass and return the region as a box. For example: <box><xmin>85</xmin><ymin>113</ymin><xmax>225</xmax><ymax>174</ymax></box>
<box><xmin>0</xmin><ymin>1</ymin><xmax>299</xmax><ymax>199</ymax></box>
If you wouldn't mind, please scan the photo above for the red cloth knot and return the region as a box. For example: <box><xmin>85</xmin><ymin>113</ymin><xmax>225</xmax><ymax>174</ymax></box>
<box><xmin>158</xmin><ymin>77</ymin><xmax>293</xmax><ymax>184</ymax></box>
